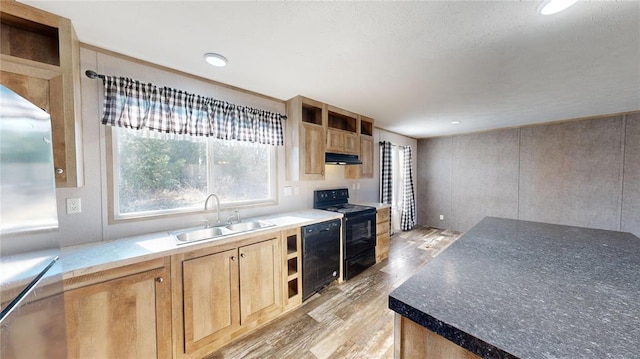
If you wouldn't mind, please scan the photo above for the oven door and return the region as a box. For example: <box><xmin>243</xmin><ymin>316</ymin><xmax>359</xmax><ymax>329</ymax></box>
<box><xmin>343</xmin><ymin>210</ymin><xmax>376</xmax><ymax>259</ymax></box>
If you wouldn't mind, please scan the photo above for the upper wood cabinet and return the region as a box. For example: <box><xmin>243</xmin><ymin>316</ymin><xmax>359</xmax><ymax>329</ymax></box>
<box><xmin>346</xmin><ymin>116</ymin><xmax>375</xmax><ymax>179</ymax></box>
<box><xmin>286</xmin><ymin>96</ymin><xmax>326</xmax><ymax>180</ymax></box>
<box><xmin>172</xmin><ymin>232</ymin><xmax>283</xmax><ymax>358</ymax></box>
<box><xmin>1</xmin><ymin>0</ymin><xmax>83</xmax><ymax>187</ymax></box>
<box><xmin>63</xmin><ymin>258</ymin><xmax>172</xmax><ymax>359</ymax></box>
<box><xmin>326</xmin><ymin>105</ymin><xmax>359</xmax><ymax>155</ymax></box>
<box><xmin>286</xmin><ymin>95</ymin><xmax>376</xmax><ymax>181</ymax></box>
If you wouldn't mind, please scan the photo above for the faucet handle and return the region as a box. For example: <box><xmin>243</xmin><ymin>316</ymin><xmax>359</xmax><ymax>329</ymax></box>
<box><xmin>227</xmin><ymin>210</ymin><xmax>241</xmax><ymax>224</ymax></box>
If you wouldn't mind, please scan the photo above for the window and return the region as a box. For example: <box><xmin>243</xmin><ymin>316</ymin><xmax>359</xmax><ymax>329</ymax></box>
<box><xmin>112</xmin><ymin>127</ymin><xmax>276</xmax><ymax>219</ymax></box>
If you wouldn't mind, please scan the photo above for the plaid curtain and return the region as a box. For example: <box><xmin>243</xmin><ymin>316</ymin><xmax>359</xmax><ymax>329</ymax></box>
<box><xmin>101</xmin><ymin>76</ymin><xmax>285</xmax><ymax>146</ymax></box>
<box><xmin>400</xmin><ymin>146</ymin><xmax>416</xmax><ymax>230</ymax></box>
<box><xmin>379</xmin><ymin>141</ymin><xmax>393</xmax><ymax>204</ymax></box>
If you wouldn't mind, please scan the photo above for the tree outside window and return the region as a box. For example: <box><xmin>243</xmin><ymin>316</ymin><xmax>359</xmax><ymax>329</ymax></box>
<box><xmin>113</xmin><ymin>128</ymin><xmax>275</xmax><ymax>219</ymax></box>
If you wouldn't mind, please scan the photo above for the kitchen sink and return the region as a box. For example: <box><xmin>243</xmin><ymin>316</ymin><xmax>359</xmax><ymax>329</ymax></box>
<box><xmin>171</xmin><ymin>220</ymin><xmax>275</xmax><ymax>244</ymax></box>
<box><xmin>172</xmin><ymin>226</ymin><xmax>233</xmax><ymax>243</ymax></box>
<box><xmin>225</xmin><ymin>220</ymin><xmax>275</xmax><ymax>232</ymax></box>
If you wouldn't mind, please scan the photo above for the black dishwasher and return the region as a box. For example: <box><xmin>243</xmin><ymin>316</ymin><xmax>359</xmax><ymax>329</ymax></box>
<box><xmin>302</xmin><ymin>219</ymin><xmax>341</xmax><ymax>301</ymax></box>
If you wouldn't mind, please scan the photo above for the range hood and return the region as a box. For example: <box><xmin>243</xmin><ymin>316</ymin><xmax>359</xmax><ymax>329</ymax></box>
<box><xmin>325</xmin><ymin>152</ymin><xmax>362</xmax><ymax>165</ymax></box>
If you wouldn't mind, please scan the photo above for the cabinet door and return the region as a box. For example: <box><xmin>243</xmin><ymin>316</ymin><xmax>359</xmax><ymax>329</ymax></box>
<box><xmin>182</xmin><ymin>249</ymin><xmax>239</xmax><ymax>353</ymax></box>
<box><xmin>303</xmin><ymin>123</ymin><xmax>325</xmax><ymax>177</ymax></box>
<box><xmin>376</xmin><ymin>207</ymin><xmax>391</xmax><ymax>262</ymax></box>
<box><xmin>1</xmin><ymin>291</ymin><xmax>67</xmax><ymax>358</ymax></box>
<box><xmin>64</xmin><ymin>266</ymin><xmax>171</xmax><ymax>359</ymax></box>
<box><xmin>239</xmin><ymin>238</ymin><xmax>282</xmax><ymax>324</ymax></box>
<box><xmin>344</xmin><ymin>133</ymin><xmax>360</xmax><ymax>155</ymax></box>
<box><xmin>0</xmin><ymin>69</ymin><xmax>67</xmax><ymax>182</ymax></box>
<box><xmin>360</xmin><ymin>136</ymin><xmax>374</xmax><ymax>177</ymax></box>
<box><xmin>1</xmin><ymin>2</ymin><xmax>83</xmax><ymax>187</ymax></box>
<box><xmin>326</xmin><ymin>128</ymin><xmax>345</xmax><ymax>152</ymax></box>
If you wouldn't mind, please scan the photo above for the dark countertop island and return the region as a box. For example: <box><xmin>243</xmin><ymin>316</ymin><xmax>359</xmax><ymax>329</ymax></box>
<box><xmin>389</xmin><ymin>217</ymin><xmax>640</xmax><ymax>359</ymax></box>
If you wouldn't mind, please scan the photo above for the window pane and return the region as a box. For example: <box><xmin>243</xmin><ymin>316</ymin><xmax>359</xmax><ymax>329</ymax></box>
<box><xmin>211</xmin><ymin>140</ymin><xmax>271</xmax><ymax>203</ymax></box>
<box><xmin>116</xmin><ymin>128</ymin><xmax>207</xmax><ymax>215</ymax></box>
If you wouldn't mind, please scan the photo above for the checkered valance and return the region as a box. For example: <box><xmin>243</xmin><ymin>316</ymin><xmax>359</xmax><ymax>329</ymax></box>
<box><xmin>100</xmin><ymin>76</ymin><xmax>286</xmax><ymax>146</ymax></box>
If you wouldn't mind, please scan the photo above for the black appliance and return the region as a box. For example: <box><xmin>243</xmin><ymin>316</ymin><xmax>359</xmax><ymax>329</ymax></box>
<box><xmin>313</xmin><ymin>188</ymin><xmax>376</xmax><ymax>280</ymax></box>
<box><xmin>302</xmin><ymin>219</ymin><xmax>341</xmax><ymax>301</ymax></box>
<box><xmin>325</xmin><ymin>152</ymin><xmax>362</xmax><ymax>165</ymax></box>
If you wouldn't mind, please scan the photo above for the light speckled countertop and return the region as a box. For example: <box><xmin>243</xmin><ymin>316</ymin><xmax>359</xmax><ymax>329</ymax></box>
<box><xmin>2</xmin><ymin>209</ymin><xmax>341</xmax><ymax>287</ymax></box>
<box><xmin>389</xmin><ymin>217</ymin><xmax>640</xmax><ymax>359</ymax></box>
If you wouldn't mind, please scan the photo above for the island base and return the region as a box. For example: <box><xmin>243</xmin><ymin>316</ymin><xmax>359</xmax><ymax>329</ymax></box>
<box><xmin>394</xmin><ymin>314</ymin><xmax>480</xmax><ymax>359</ymax></box>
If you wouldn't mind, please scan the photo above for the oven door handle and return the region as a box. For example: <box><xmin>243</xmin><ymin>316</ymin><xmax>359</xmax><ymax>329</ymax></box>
<box><xmin>344</xmin><ymin>212</ymin><xmax>376</xmax><ymax>222</ymax></box>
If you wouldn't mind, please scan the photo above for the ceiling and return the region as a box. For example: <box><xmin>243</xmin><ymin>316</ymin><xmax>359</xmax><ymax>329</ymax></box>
<box><xmin>20</xmin><ymin>1</ymin><xmax>640</xmax><ymax>138</ymax></box>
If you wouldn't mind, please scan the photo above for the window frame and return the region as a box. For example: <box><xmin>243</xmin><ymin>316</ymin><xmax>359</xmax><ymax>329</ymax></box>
<box><xmin>107</xmin><ymin>127</ymin><xmax>278</xmax><ymax>222</ymax></box>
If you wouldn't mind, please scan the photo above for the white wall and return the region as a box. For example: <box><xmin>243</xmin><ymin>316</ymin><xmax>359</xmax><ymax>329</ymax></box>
<box><xmin>5</xmin><ymin>47</ymin><xmax>414</xmax><ymax>253</ymax></box>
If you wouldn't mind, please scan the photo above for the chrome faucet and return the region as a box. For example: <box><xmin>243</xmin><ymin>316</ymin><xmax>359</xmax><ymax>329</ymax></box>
<box><xmin>204</xmin><ymin>194</ymin><xmax>221</xmax><ymax>225</ymax></box>
<box><xmin>227</xmin><ymin>210</ymin><xmax>241</xmax><ymax>224</ymax></box>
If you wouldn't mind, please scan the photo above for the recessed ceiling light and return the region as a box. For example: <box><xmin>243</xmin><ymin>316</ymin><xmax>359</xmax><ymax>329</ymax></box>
<box><xmin>538</xmin><ymin>0</ymin><xmax>578</xmax><ymax>15</ymax></box>
<box><xmin>203</xmin><ymin>53</ymin><xmax>228</xmax><ymax>67</ymax></box>
<box><xmin>451</xmin><ymin>121</ymin><xmax>461</xmax><ymax>125</ymax></box>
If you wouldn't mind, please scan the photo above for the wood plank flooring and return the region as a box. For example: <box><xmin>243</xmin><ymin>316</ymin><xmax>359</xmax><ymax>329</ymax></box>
<box><xmin>205</xmin><ymin>226</ymin><xmax>462</xmax><ymax>359</ymax></box>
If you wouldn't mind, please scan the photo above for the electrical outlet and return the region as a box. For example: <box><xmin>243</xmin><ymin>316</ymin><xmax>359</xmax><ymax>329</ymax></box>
<box><xmin>67</xmin><ymin>198</ymin><xmax>82</xmax><ymax>214</ymax></box>
<box><xmin>439</xmin><ymin>214</ymin><xmax>444</xmax><ymax>220</ymax></box>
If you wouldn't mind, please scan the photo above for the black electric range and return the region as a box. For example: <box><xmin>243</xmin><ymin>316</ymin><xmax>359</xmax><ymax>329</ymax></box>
<box><xmin>313</xmin><ymin>188</ymin><xmax>377</xmax><ymax>280</ymax></box>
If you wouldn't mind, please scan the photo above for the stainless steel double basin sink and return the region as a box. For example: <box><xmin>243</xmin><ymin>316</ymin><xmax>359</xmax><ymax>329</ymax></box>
<box><xmin>171</xmin><ymin>220</ymin><xmax>275</xmax><ymax>244</ymax></box>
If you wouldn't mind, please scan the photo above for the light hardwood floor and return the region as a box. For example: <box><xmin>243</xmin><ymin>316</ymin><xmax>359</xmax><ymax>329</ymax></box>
<box><xmin>206</xmin><ymin>226</ymin><xmax>462</xmax><ymax>359</ymax></box>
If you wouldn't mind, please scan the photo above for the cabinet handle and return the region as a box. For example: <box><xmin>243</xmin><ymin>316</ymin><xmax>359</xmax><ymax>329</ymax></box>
<box><xmin>55</xmin><ymin>168</ymin><xmax>64</xmax><ymax>174</ymax></box>
<box><xmin>240</xmin><ymin>253</ymin><xmax>246</xmax><ymax>258</ymax></box>
<box><xmin>156</xmin><ymin>277</ymin><xmax>164</xmax><ymax>283</ymax></box>
<box><xmin>231</xmin><ymin>256</ymin><xmax>237</xmax><ymax>261</ymax></box>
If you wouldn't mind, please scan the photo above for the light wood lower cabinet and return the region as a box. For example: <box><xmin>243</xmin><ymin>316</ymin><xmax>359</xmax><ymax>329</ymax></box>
<box><xmin>172</xmin><ymin>233</ymin><xmax>283</xmax><ymax>358</ymax></box>
<box><xmin>182</xmin><ymin>248</ymin><xmax>239</xmax><ymax>353</ymax></box>
<box><xmin>63</xmin><ymin>258</ymin><xmax>171</xmax><ymax>359</ymax></box>
<box><xmin>282</xmin><ymin>228</ymin><xmax>302</xmax><ymax>311</ymax></box>
<box><xmin>239</xmin><ymin>238</ymin><xmax>282</xmax><ymax>324</ymax></box>
<box><xmin>1</xmin><ymin>284</ymin><xmax>67</xmax><ymax>358</ymax></box>
<box><xmin>376</xmin><ymin>207</ymin><xmax>391</xmax><ymax>262</ymax></box>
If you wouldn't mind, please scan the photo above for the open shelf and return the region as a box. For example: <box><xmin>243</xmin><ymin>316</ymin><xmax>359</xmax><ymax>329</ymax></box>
<box><xmin>287</xmin><ymin>234</ymin><xmax>297</xmax><ymax>254</ymax></box>
<box><xmin>302</xmin><ymin>103</ymin><xmax>323</xmax><ymax>125</ymax></box>
<box><xmin>328</xmin><ymin>111</ymin><xmax>357</xmax><ymax>132</ymax></box>
<box><xmin>288</xmin><ymin>278</ymin><xmax>299</xmax><ymax>299</ymax></box>
<box><xmin>0</xmin><ymin>14</ymin><xmax>60</xmax><ymax>66</ymax></box>
<box><xmin>287</xmin><ymin>258</ymin><xmax>297</xmax><ymax>278</ymax></box>
<box><xmin>361</xmin><ymin>117</ymin><xmax>373</xmax><ymax>136</ymax></box>
<box><xmin>283</xmin><ymin>227</ymin><xmax>302</xmax><ymax>308</ymax></box>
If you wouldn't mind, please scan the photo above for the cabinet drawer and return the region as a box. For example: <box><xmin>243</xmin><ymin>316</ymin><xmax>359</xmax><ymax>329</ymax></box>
<box><xmin>376</xmin><ymin>208</ymin><xmax>390</xmax><ymax>224</ymax></box>
<box><xmin>376</xmin><ymin>221</ymin><xmax>390</xmax><ymax>236</ymax></box>
<box><xmin>376</xmin><ymin>233</ymin><xmax>390</xmax><ymax>262</ymax></box>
